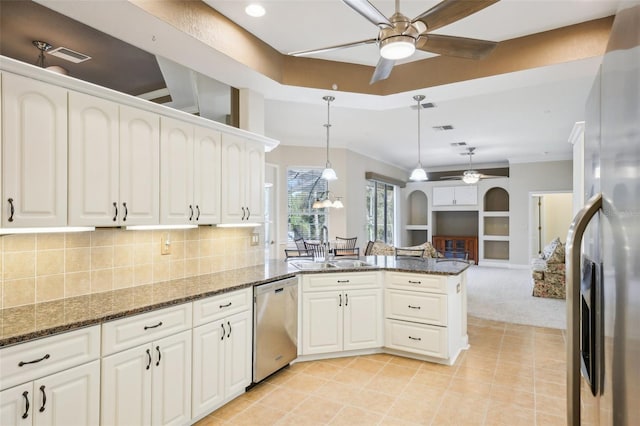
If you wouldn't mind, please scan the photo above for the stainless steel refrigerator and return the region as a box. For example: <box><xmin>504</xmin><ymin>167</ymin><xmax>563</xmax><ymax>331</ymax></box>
<box><xmin>566</xmin><ymin>3</ymin><xmax>639</xmax><ymax>425</ymax></box>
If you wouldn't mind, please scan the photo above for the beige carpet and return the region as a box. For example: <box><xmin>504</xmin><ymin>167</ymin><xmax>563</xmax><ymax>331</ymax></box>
<box><xmin>466</xmin><ymin>265</ymin><xmax>566</xmax><ymax>329</ymax></box>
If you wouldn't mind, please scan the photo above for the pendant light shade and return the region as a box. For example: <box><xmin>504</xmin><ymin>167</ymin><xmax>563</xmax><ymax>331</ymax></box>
<box><xmin>321</xmin><ymin>95</ymin><xmax>338</xmax><ymax>181</ymax></box>
<box><xmin>409</xmin><ymin>94</ymin><xmax>428</xmax><ymax>181</ymax></box>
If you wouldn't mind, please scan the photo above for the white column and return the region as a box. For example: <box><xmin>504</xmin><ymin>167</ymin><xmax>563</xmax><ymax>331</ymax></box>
<box><xmin>239</xmin><ymin>89</ymin><xmax>265</xmax><ymax>135</ymax></box>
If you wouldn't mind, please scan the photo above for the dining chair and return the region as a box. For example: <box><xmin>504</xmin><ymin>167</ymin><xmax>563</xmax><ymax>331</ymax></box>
<box><xmin>334</xmin><ymin>236</ymin><xmax>359</xmax><ymax>257</ymax></box>
<box><xmin>304</xmin><ymin>242</ymin><xmax>327</xmax><ymax>261</ymax></box>
<box><xmin>395</xmin><ymin>248</ymin><xmax>425</xmax><ymax>258</ymax></box>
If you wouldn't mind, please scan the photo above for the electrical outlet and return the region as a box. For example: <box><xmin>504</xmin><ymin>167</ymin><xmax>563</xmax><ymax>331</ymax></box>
<box><xmin>250</xmin><ymin>233</ymin><xmax>260</xmax><ymax>246</ymax></box>
<box><xmin>161</xmin><ymin>233</ymin><xmax>171</xmax><ymax>255</ymax></box>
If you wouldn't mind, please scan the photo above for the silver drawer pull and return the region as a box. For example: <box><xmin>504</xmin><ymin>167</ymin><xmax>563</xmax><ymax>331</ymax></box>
<box><xmin>18</xmin><ymin>354</ymin><xmax>50</xmax><ymax>367</ymax></box>
<box><xmin>144</xmin><ymin>321</ymin><xmax>163</xmax><ymax>330</ymax></box>
<box><xmin>408</xmin><ymin>336</ymin><xmax>422</xmax><ymax>341</ymax></box>
<box><xmin>408</xmin><ymin>305</ymin><xmax>421</xmax><ymax>310</ymax></box>
<box><xmin>408</xmin><ymin>280</ymin><xmax>421</xmax><ymax>284</ymax></box>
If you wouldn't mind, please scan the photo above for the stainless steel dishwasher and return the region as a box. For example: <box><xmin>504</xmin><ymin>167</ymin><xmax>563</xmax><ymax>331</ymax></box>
<box><xmin>253</xmin><ymin>277</ymin><xmax>298</xmax><ymax>383</ymax></box>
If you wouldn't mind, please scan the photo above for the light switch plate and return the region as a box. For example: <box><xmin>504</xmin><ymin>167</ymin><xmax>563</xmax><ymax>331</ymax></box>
<box><xmin>250</xmin><ymin>233</ymin><xmax>260</xmax><ymax>246</ymax></box>
<box><xmin>161</xmin><ymin>233</ymin><xmax>171</xmax><ymax>255</ymax></box>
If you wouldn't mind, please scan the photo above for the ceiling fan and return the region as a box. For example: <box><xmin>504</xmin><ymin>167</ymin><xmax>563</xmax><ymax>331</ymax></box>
<box><xmin>289</xmin><ymin>0</ymin><xmax>500</xmax><ymax>84</ymax></box>
<box><xmin>441</xmin><ymin>147</ymin><xmax>503</xmax><ymax>184</ymax></box>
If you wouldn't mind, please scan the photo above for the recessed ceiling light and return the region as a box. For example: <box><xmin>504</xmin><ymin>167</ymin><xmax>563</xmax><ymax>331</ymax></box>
<box><xmin>245</xmin><ymin>3</ymin><xmax>266</xmax><ymax>17</ymax></box>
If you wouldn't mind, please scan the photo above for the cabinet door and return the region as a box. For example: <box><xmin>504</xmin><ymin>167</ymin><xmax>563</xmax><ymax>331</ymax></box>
<box><xmin>119</xmin><ymin>105</ymin><xmax>160</xmax><ymax>226</ymax></box>
<box><xmin>244</xmin><ymin>141</ymin><xmax>264</xmax><ymax>222</ymax></box>
<box><xmin>193</xmin><ymin>126</ymin><xmax>221</xmax><ymax>225</ymax></box>
<box><xmin>101</xmin><ymin>344</ymin><xmax>152</xmax><ymax>426</ymax></box>
<box><xmin>220</xmin><ymin>134</ymin><xmax>246</xmax><ymax>223</ymax></box>
<box><xmin>68</xmin><ymin>91</ymin><xmax>120</xmax><ymax>226</ymax></box>
<box><xmin>160</xmin><ymin>117</ymin><xmax>194</xmax><ymax>224</ymax></box>
<box><xmin>151</xmin><ymin>330</ymin><xmax>192</xmax><ymax>426</ymax></box>
<box><xmin>453</xmin><ymin>186</ymin><xmax>477</xmax><ymax>205</ymax></box>
<box><xmin>224</xmin><ymin>311</ymin><xmax>252</xmax><ymax>398</ymax></box>
<box><xmin>343</xmin><ymin>289</ymin><xmax>383</xmax><ymax>351</ymax></box>
<box><xmin>0</xmin><ymin>383</ymin><xmax>32</xmax><ymax>426</ymax></box>
<box><xmin>192</xmin><ymin>322</ymin><xmax>225</xmax><ymax>419</ymax></box>
<box><xmin>432</xmin><ymin>187</ymin><xmax>455</xmax><ymax>206</ymax></box>
<box><xmin>302</xmin><ymin>292</ymin><xmax>342</xmax><ymax>355</ymax></box>
<box><xmin>2</xmin><ymin>73</ymin><xmax>67</xmax><ymax>227</ymax></box>
<box><xmin>33</xmin><ymin>360</ymin><xmax>100</xmax><ymax>426</ymax></box>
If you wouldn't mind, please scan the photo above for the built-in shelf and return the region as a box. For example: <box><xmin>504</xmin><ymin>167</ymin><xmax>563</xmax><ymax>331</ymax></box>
<box><xmin>482</xmin><ymin>235</ymin><xmax>510</xmax><ymax>241</ymax></box>
<box><xmin>482</xmin><ymin>211</ymin><xmax>509</xmax><ymax>217</ymax></box>
<box><xmin>405</xmin><ymin>225</ymin><xmax>429</xmax><ymax>231</ymax></box>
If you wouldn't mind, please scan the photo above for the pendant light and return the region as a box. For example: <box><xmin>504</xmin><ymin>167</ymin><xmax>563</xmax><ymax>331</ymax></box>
<box><xmin>409</xmin><ymin>94</ymin><xmax>428</xmax><ymax>181</ymax></box>
<box><xmin>321</xmin><ymin>95</ymin><xmax>338</xmax><ymax>181</ymax></box>
<box><xmin>462</xmin><ymin>147</ymin><xmax>481</xmax><ymax>184</ymax></box>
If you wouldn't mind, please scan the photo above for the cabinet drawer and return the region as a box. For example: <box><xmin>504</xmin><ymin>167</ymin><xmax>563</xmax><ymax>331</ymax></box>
<box><xmin>385</xmin><ymin>289</ymin><xmax>448</xmax><ymax>326</ymax></box>
<box><xmin>385</xmin><ymin>272</ymin><xmax>447</xmax><ymax>293</ymax></box>
<box><xmin>0</xmin><ymin>325</ymin><xmax>100</xmax><ymax>391</ymax></box>
<box><xmin>102</xmin><ymin>303</ymin><xmax>192</xmax><ymax>355</ymax></box>
<box><xmin>193</xmin><ymin>287</ymin><xmax>251</xmax><ymax>326</ymax></box>
<box><xmin>385</xmin><ymin>319</ymin><xmax>448</xmax><ymax>359</ymax></box>
<box><xmin>302</xmin><ymin>272</ymin><xmax>380</xmax><ymax>291</ymax></box>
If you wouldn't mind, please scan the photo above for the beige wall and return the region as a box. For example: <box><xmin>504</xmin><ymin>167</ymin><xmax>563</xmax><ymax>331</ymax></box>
<box><xmin>266</xmin><ymin>145</ymin><xmax>407</xmax><ymax>258</ymax></box>
<box><xmin>0</xmin><ymin>227</ymin><xmax>263</xmax><ymax>309</ymax></box>
<box><xmin>542</xmin><ymin>193</ymin><xmax>574</xmax><ymax>244</ymax></box>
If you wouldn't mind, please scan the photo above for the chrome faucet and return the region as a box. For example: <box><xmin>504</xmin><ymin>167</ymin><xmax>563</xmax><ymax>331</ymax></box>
<box><xmin>320</xmin><ymin>225</ymin><xmax>328</xmax><ymax>244</ymax></box>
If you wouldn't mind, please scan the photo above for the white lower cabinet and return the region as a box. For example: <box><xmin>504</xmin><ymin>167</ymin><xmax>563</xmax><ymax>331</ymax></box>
<box><xmin>0</xmin><ymin>360</ymin><xmax>100</xmax><ymax>426</ymax></box>
<box><xmin>301</xmin><ymin>273</ymin><xmax>383</xmax><ymax>355</ymax></box>
<box><xmin>192</xmin><ymin>289</ymin><xmax>253</xmax><ymax>419</ymax></box>
<box><xmin>101</xmin><ymin>329</ymin><xmax>192</xmax><ymax>426</ymax></box>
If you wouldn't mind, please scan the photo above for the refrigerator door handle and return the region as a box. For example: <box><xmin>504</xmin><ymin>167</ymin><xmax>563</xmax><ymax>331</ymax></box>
<box><xmin>566</xmin><ymin>192</ymin><xmax>602</xmax><ymax>425</ymax></box>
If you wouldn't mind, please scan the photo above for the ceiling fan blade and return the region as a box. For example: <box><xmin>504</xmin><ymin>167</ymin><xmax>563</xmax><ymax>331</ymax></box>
<box><xmin>413</xmin><ymin>0</ymin><xmax>499</xmax><ymax>33</ymax></box>
<box><xmin>342</xmin><ymin>0</ymin><xmax>392</xmax><ymax>27</ymax></box>
<box><xmin>440</xmin><ymin>176</ymin><xmax>464</xmax><ymax>180</ymax></box>
<box><xmin>416</xmin><ymin>34</ymin><xmax>497</xmax><ymax>59</ymax></box>
<box><xmin>289</xmin><ymin>38</ymin><xmax>377</xmax><ymax>57</ymax></box>
<box><xmin>370</xmin><ymin>57</ymin><xmax>395</xmax><ymax>84</ymax></box>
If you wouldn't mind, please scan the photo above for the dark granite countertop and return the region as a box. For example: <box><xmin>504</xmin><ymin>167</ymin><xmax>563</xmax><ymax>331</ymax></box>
<box><xmin>0</xmin><ymin>257</ymin><xmax>470</xmax><ymax>348</ymax></box>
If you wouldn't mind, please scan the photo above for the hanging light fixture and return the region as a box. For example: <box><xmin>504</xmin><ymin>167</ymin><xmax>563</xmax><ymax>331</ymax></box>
<box><xmin>321</xmin><ymin>95</ymin><xmax>338</xmax><ymax>181</ymax></box>
<box><xmin>409</xmin><ymin>94</ymin><xmax>428</xmax><ymax>181</ymax></box>
<box><xmin>311</xmin><ymin>191</ymin><xmax>343</xmax><ymax>209</ymax></box>
<box><xmin>462</xmin><ymin>147</ymin><xmax>481</xmax><ymax>184</ymax></box>
<box><xmin>32</xmin><ymin>40</ymin><xmax>69</xmax><ymax>75</ymax></box>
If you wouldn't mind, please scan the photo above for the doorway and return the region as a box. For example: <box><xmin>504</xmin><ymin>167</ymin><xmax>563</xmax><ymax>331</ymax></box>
<box><xmin>529</xmin><ymin>191</ymin><xmax>573</xmax><ymax>258</ymax></box>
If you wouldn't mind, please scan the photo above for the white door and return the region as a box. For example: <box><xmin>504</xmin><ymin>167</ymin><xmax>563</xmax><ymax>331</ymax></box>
<box><xmin>0</xmin><ymin>383</ymin><xmax>32</xmax><ymax>426</ymax></box>
<box><xmin>101</xmin><ymin>344</ymin><xmax>152</xmax><ymax>426</ymax></box>
<box><xmin>33</xmin><ymin>360</ymin><xmax>100</xmax><ymax>426</ymax></box>
<box><xmin>193</xmin><ymin>126</ymin><xmax>221</xmax><ymax>225</ymax></box>
<box><xmin>119</xmin><ymin>105</ymin><xmax>160</xmax><ymax>226</ymax></box>
<box><xmin>192</xmin><ymin>322</ymin><xmax>225</xmax><ymax>418</ymax></box>
<box><xmin>68</xmin><ymin>91</ymin><xmax>120</xmax><ymax>226</ymax></box>
<box><xmin>453</xmin><ymin>186</ymin><xmax>478</xmax><ymax>205</ymax></box>
<box><xmin>224</xmin><ymin>311</ymin><xmax>252</xmax><ymax>397</ymax></box>
<box><xmin>160</xmin><ymin>117</ymin><xmax>194</xmax><ymax>224</ymax></box>
<box><xmin>432</xmin><ymin>187</ymin><xmax>455</xmax><ymax>206</ymax></box>
<box><xmin>220</xmin><ymin>135</ymin><xmax>246</xmax><ymax>223</ymax></box>
<box><xmin>2</xmin><ymin>73</ymin><xmax>67</xmax><ymax>227</ymax></box>
<box><xmin>302</xmin><ymin>291</ymin><xmax>342</xmax><ymax>355</ymax></box>
<box><xmin>244</xmin><ymin>141</ymin><xmax>265</xmax><ymax>222</ymax></box>
<box><xmin>151</xmin><ymin>331</ymin><xmax>192</xmax><ymax>426</ymax></box>
<box><xmin>343</xmin><ymin>289</ymin><xmax>383</xmax><ymax>351</ymax></box>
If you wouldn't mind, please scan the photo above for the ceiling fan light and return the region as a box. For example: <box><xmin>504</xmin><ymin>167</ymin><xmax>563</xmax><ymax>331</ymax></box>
<box><xmin>380</xmin><ymin>36</ymin><xmax>415</xmax><ymax>60</ymax></box>
<box><xmin>332</xmin><ymin>198</ymin><xmax>344</xmax><ymax>209</ymax></box>
<box><xmin>462</xmin><ymin>170</ymin><xmax>480</xmax><ymax>184</ymax></box>
<box><xmin>321</xmin><ymin>166</ymin><xmax>338</xmax><ymax>181</ymax></box>
<box><xmin>409</xmin><ymin>167</ymin><xmax>428</xmax><ymax>181</ymax></box>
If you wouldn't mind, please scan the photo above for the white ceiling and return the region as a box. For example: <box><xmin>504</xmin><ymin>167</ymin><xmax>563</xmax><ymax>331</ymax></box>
<box><xmin>37</xmin><ymin>0</ymin><xmax>623</xmax><ymax>172</ymax></box>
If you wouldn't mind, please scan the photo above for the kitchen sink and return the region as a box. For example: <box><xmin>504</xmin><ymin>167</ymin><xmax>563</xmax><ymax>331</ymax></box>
<box><xmin>290</xmin><ymin>261</ymin><xmax>337</xmax><ymax>270</ymax></box>
<box><xmin>329</xmin><ymin>260</ymin><xmax>375</xmax><ymax>268</ymax></box>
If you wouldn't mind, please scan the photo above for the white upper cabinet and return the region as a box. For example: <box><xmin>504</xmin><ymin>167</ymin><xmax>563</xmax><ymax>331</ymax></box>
<box><xmin>432</xmin><ymin>185</ymin><xmax>478</xmax><ymax>206</ymax></box>
<box><xmin>221</xmin><ymin>134</ymin><xmax>264</xmax><ymax>223</ymax></box>
<box><xmin>69</xmin><ymin>93</ymin><xmax>160</xmax><ymax>226</ymax></box>
<box><xmin>2</xmin><ymin>72</ymin><xmax>67</xmax><ymax>227</ymax></box>
<box><xmin>160</xmin><ymin>118</ymin><xmax>222</xmax><ymax>225</ymax></box>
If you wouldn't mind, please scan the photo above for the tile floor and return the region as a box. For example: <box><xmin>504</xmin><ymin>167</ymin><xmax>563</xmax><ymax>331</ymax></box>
<box><xmin>196</xmin><ymin>317</ymin><xmax>567</xmax><ymax>425</ymax></box>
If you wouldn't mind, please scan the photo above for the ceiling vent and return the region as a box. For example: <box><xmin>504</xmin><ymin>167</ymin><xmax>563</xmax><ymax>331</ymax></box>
<box><xmin>450</xmin><ymin>142</ymin><xmax>467</xmax><ymax>146</ymax></box>
<box><xmin>48</xmin><ymin>46</ymin><xmax>91</xmax><ymax>63</ymax></box>
<box><xmin>433</xmin><ymin>125</ymin><xmax>454</xmax><ymax>131</ymax></box>
<box><xmin>410</xmin><ymin>102</ymin><xmax>436</xmax><ymax>110</ymax></box>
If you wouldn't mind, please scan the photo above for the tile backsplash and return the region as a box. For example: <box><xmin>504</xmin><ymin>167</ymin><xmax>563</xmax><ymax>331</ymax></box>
<box><xmin>0</xmin><ymin>227</ymin><xmax>264</xmax><ymax>309</ymax></box>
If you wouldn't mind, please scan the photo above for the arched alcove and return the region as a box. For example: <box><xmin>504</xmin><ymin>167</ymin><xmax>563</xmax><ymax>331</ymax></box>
<box><xmin>407</xmin><ymin>190</ymin><xmax>428</xmax><ymax>225</ymax></box>
<box><xmin>484</xmin><ymin>187</ymin><xmax>509</xmax><ymax>211</ymax></box>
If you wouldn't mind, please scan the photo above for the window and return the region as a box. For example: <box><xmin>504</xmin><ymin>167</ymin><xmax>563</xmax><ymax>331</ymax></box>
<box><xmin>366</xmin><ymin>180</ymin><xmax>395</xmax><ymax>243</ymax></box>
<box><xmin>287</xmin><ymin>168</ymin><xmax>328</xmax><ymax>242</ymax></box>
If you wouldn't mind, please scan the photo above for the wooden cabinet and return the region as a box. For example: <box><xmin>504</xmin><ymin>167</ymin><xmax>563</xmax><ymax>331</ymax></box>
<box><xmin>1</xmin><ymin>72</ymin><xmax>67</xmax><ymax>228</ymax></box>
<box><xmin>192</xmin><ymin>289</ymin><xmax>252</xmax><ymax>419</ymax></box>
<box><xmin>433</xmin><ymin>185</ymin><xmax>477</xmax><ymax>206</ymax></box>
<box><xmin>0</xmin><ymin>326</ymin><xmax>101</xmax><ymax>426</ymax></box>
<box><xmin>160</xmin><ymin>118</ymin><xmax>221</xmax><ymax>225</ymax></box>
<box><xmin>301</xmin><ymin>273</ymin><xmax>383</xmax><ymax>355</ymax></box>
<box><xmin>384</xmin><ymin>272</ymin><xmax>465</xmax><ymax>364</ymax></box>
<box><xmin>221</xmin><ymin>134</ymin><xmax>264</xmax><ymax>223</ymax></box>
<box><xmin>432</xmin><ymin>235</ymin><xmax>477</xmax><ymax>263</ymax></box>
